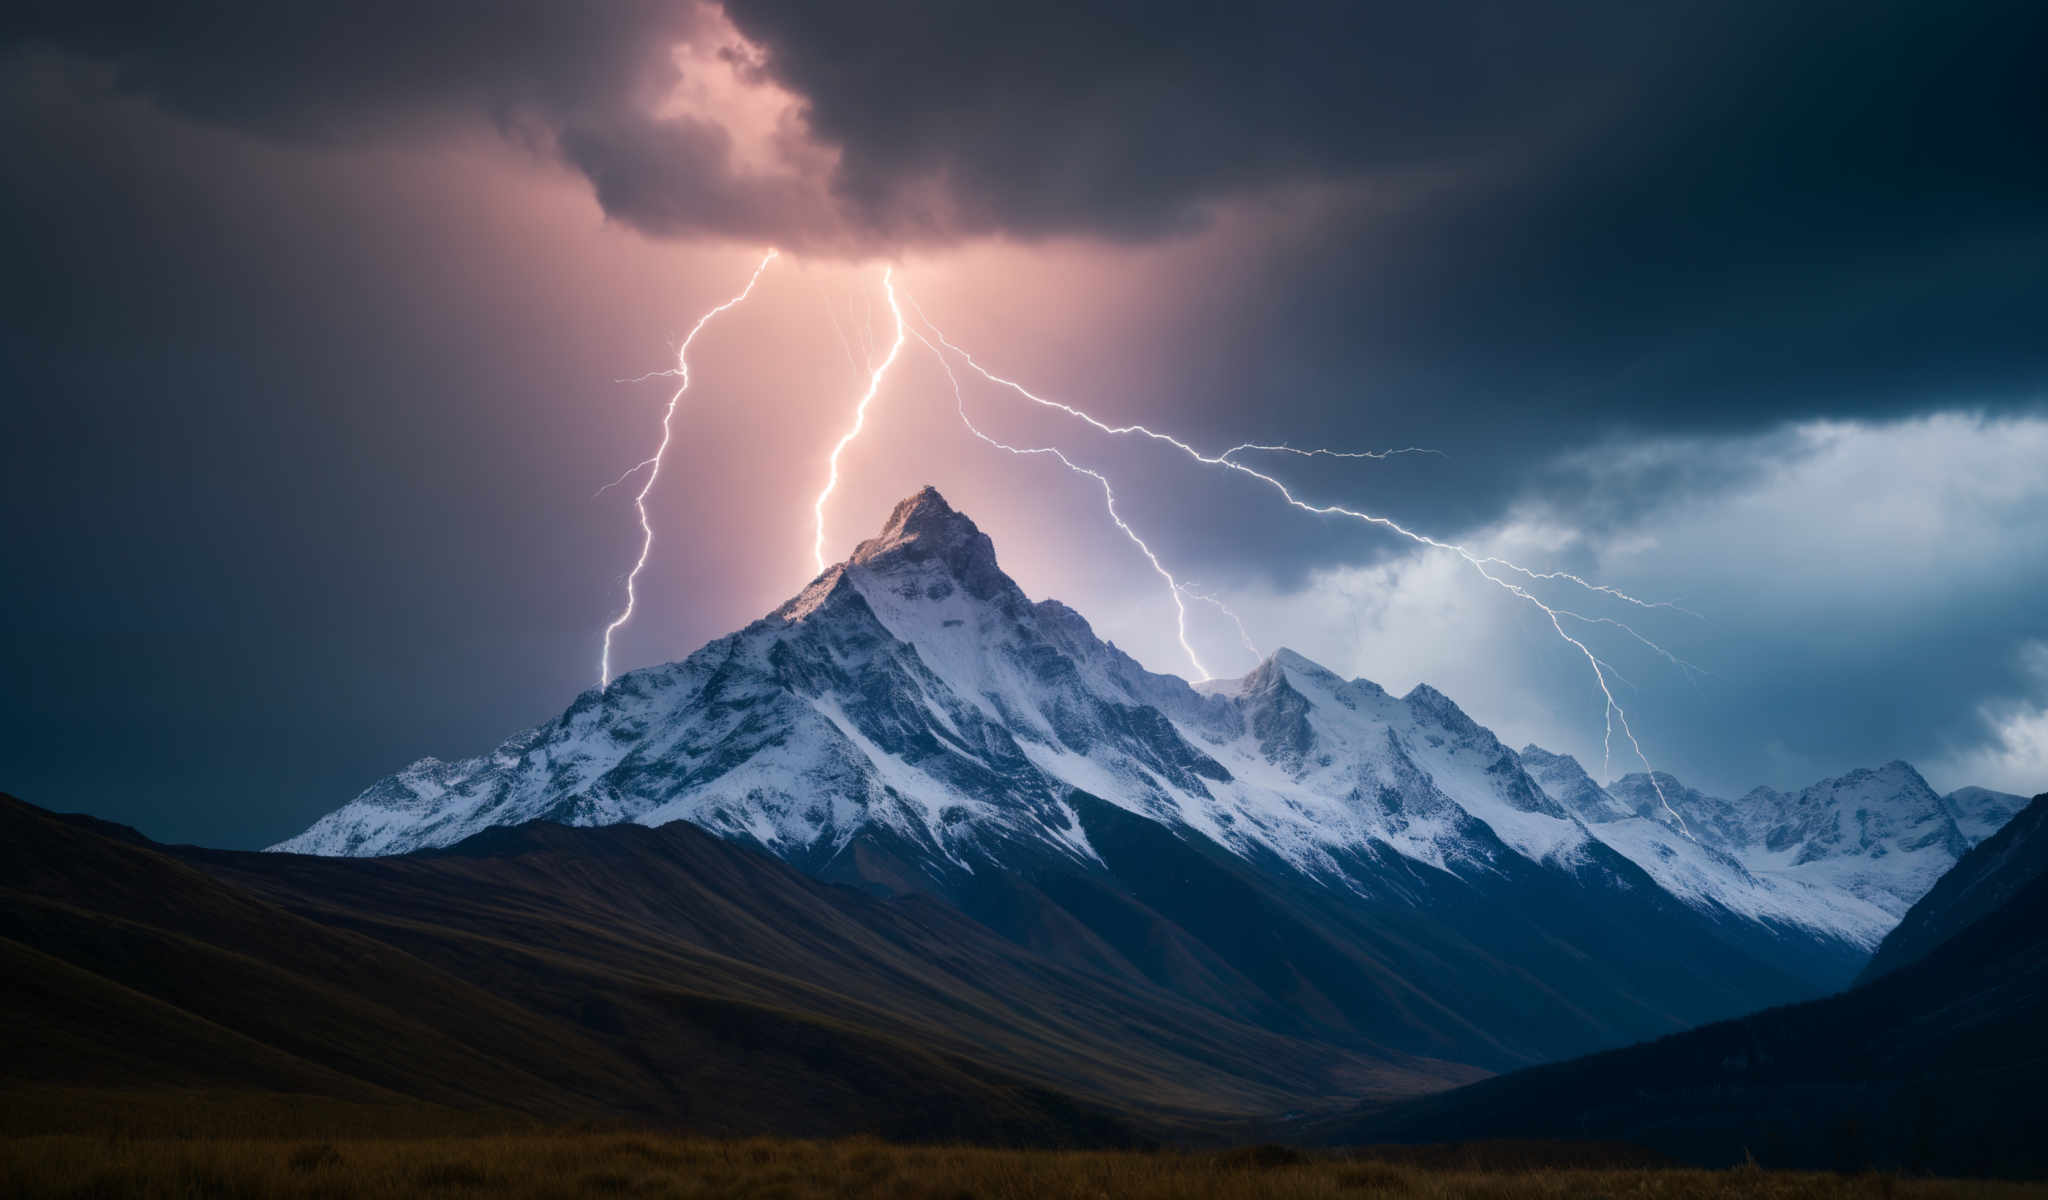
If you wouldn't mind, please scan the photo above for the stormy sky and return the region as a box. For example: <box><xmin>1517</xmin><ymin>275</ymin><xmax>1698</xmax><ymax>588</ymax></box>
<box><xmin>4</xmin><ymin>1</ymin><xmax>2045</xmax><ymax>847</ymax></box>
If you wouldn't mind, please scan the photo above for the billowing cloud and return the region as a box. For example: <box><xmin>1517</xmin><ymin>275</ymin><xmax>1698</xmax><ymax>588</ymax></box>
<box><xmin>1</xmin><ymin>1</ymin><xmax>855</xmax><ymax>248</ymax></box>
<box><xmin>4</xmin><ymin>1</ymin><xmax>1683</xmax><ymax>247</ymax></box>
<box><xmin>717</xmin><ymin>0</ymin><xmax>1684</xmax><ymax>241</ymax></box>
<box><xmin>11</xmin><ymin>2</ymin><xmax>2044</xmax><ymax>260</ymax></box>
<box><xmin>10</xmin><ymin>1</ymin><xmax>2044</xmax><ymax>418</ymax></box>
<box><xmin>1212</xmin><ymin>412</ymin><xmax>2048</xmax><ymax>797</ymax></box>
<box><xmin>1931</xmin><ymin>642</ymin><xmax>2048</xmax><ymax>797</ymax></box>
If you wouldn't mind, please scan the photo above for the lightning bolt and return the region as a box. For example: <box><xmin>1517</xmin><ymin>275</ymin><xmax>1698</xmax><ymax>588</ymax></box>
<box><xmin>599</xmin><ymin>249</ymin><xmax>778</xmax><ymax>688</ymax></box>
<box><xmin>1180</xmin><ymin>584</ymin><xmax>1261</xmax><ymax>663</ymax></box>
<box><xmin>908</xmin><ymin>301</ymin><xmax>1694</xmax><ymax>837</ymax></box>
<box><xmin>593</xmin><ymin>457</ymin><xmax>657</xmax><ymax>499</ymax></box>
<box><xmin>1554</xmin><ymin>609</ymin><xmax>1708</xmax><ymax>680</ymax></box>
<box><xmin>900</xmin><ymin>294</ymin><xmax>1212</xmax><ymax>680</ymax></box>
<box><xmin>1222</xmin><ymin>443</ymin><xmax>1444</xmax><ymax>463</ymax></box>
<box><xmin>814</xmin><ymin>277</ymin><xmax>865</xmax><ymax>377</ymax></box>
<box><xmin>812</xmin><ymin>267</ymin><xmax>911</xmax><ymax>574</ymax></box>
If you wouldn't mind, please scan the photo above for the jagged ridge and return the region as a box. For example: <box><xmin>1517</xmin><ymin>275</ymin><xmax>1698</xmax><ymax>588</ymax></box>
<box><xmin>279</xmin><ymin>488</ymin><xmax>2019</xmax><ymax>998</ymax></box>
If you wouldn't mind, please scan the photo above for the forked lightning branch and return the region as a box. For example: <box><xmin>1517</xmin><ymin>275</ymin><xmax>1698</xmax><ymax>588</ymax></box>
<box><xmin>599</xmin><ymin>254</ymin><xmax>1696</xmax><ymax>836</ymax></box>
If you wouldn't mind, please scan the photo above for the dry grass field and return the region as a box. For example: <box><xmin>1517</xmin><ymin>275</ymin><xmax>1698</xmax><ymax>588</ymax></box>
<box><xmin>3</xmin><ymin>1133</ymin><xmax>2044</xmax><ymax>1200</ymax></box>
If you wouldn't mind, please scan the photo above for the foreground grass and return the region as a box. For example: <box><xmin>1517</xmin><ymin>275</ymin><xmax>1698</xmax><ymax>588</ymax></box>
<box><xmin>3</xmin><ymin>1135</ymin><xmax>2043</xmax><ymax>1200</ymax></box>
<box><xmin>0</xmin><ymin>1089</ymin><xmax>523</xmax><ymax>1143</ymax></box>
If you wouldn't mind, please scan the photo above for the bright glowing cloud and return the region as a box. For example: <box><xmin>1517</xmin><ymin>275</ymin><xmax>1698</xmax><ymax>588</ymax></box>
<box><xmin>1221</xmin><ymin>412</ymin><xmax>2048</xmax><ymax>795</ymax></box>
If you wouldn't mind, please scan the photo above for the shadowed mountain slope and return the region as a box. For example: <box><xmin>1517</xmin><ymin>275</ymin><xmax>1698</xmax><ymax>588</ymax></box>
<box><xmin>1316</xmin><ymin>793</ymin><xmax>2048</xmax><ymax>1176</ymax></box>
<box><xmin>2</xmin><ymin>793</ymin><xmax>1464</xmax><ymax>1142</ymax></box>
<box><xmin>1859</xmin><ymin>791</ymin><xmax>2048</xmax><ymax>983</ymax></box>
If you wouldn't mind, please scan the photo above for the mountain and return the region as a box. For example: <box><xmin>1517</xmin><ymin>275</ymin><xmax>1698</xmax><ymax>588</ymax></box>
<box><xmin>3</xmin><ymin>792</ymin><xmax>1461</xmax><ymax>1141</ymax></box>
<box><xmin>1517</xmin><ymin>748</ymin><xmax>1893</xmax><ymax>982</ymax></box>
<box><xmin>1613</xmin><ymin>763</ymin><xmax>1972</xmax><ymax>917</ymax></box>
<box><xmin>1944</xmin><ymin>785</ymin><xmax>2029</xmax><ymax>845</ymax></box>
<box><xmin>279</xmin><ymin>488</ymin><xmax>1872</xmax><ymax>1071</ymax></box>
<box><xmin>1860</xmin><ymin>792</ymin><xmax>2048</xmax><ymax>983</ymax></box>
<box><xmin>1314</xmin><ymin>793</ymin><xmax>2048</xmax><ymax>1177</ymax></box>
<box><xmin>1521</xmin><ymin>747</ymin><xmax>2022</xmax><ymax>968</ymax></box>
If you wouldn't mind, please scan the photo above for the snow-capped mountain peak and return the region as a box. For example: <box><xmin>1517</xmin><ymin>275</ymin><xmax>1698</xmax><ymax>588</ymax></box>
<box><xmin>1521</xmin><ymin>745</ymin><xmax>2015</xmax><ymax>946</ymax></box>
<box><xmin>848</xmin><ymin>485</ymin><xmax>1010</xmax><ymax>595</ymax></box>
<box><xmin>275</xmin><ymin>487</ymin><xmax>2017</xmax><ymax>973</ymax></box>
<box><xmin>277</xmin><ymin>491</ymin><xmax>1582</xmax><ymax>877</ymax></box>
<box><xmin>1945</xmin><ymin>785</ymin><xmax>2028</xmax><ymax>844</ymax></box>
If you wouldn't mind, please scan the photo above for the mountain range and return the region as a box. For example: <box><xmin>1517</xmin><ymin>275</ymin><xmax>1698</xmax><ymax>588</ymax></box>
<box><xmin>1519</xmin><ymin>751</ymin><xmax>2016</xmax><ymax>955</ymax></box>
<box><xmin>275</xmin><ymin>488</ymin><xmax>2022</xmax><ymax>1070</ymax></box>
<box><xmin>9</xmin><ymin>487</ymin><xmax>2042</xmax><ymax>1164</ymax></box>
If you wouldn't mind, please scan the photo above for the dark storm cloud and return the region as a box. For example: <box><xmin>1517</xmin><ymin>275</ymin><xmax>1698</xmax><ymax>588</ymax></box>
<box><xmin>720</xmin><ymin>0</ymin><xmax>2038</xmax><ymax>526</ymax></box>
<box><xmin>1</xmin><ymin>2</ymin><xmax>698</xmax><ymax>136</ymax></box>
<box><xmin>7</xmin><ymin>0</ymin><xmax>2040</xmax><ymax>531</ymax></box>
<box><xmin>1222</xmin><ymin>0</ymin><xmax>2048</xmax><ymax>434</ymax></box>
<box><xmin>7</xmin><ymin>0</ymin><xmax>1681</xmax><ymax>244</ymax></box>
<box><xmin>0</xmin><ymin>0</ymin><xmax>833</xmax><ymax>243</ymax></box>
<box><xmin>6</xmin><ymin>0</ymin><xmax>2044</xmax><ymax>555</ymax></box>
<box><xmin>739</xmin><ymin>0</ymin><xmax>2042</xmax><ymax>548</ymax></box>
<box><xmin>5</xmin><ymin>0</ymin><xmax>2047</xmax><ymax>846</ymax></box>
<box><xmin>15</xmin><ymin>1</ymin><xmax>2045</xmax><ymax>261</ymax></box>
<box><xmin>554</xmin><ymin>112</ymin><xmax>828</xmax><ymax>242</ymax></box>
<box><xmin>10</xmin><ymin>2</ymin><xmax>2045</xmax><ymax>412</ymax></box>
<box><xmin>712</xmin><ymin>0</ymin><xmax>2045</xmax><ymax>271</ymax></box>
<box><xmin>718</xmin><ymin>0</ymin><xmax>1684</xmax><ymax>240</ymax></box>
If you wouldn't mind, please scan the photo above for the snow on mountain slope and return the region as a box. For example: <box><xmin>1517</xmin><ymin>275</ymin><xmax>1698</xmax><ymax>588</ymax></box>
<box><xmin>276</xmin><ymin>489</ymin><xmax>1591</xmax><ymax>894</ymax></box>
<box><xmin>1527</xmin><ymin>750</ymin><xmax>2019</xmax><ymax>937</ymax></box>
<box><xmin>277</xmin><ymin>486</ymin><xmax>2010</xmax><ymax>967</ymax></box>
<box><xmin>1517</xmin><ymin>745</ymin><xmax>1636</xmax><ymax>825</ymax></box>
<box><xmin>1730</xmin><ymin>764</ymin><xmax>1972</xmax><ymax>917</ymax></box>
<box><xmin>1945</xmin><ymin>786</ymin><xmax>2028</xmax><ymax>845</ymax></box>
<box><xmin>278</xmin><ymin>526</ymin><xmax>1095</xmax><ymax>868</ymax></box>
<box><xmin>1518</xmin><ymin>747</ymin><xmax>1896</xmax><ymax>948</ymax></box>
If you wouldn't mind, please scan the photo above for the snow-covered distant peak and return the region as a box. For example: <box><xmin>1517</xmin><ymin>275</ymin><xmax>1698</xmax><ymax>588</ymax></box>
<box><xmin>1945</xmin><ymin>786</ymin><xmax>2029</xmax><ymax>845</ymax></box>
<box><xmin>1576</xmin><ymin>757</ymin><xmax>2003</xmax><ymax>925</ymax></box>
<box><xmin>1518</xmin><ymin>745</ymin><xmax>1637</xmax><ymax>824</ymax></box>
<box><xmin>1741</xmin><ymin>761</ymin><xmax>1956</xmax><ymax>856</ymax></box>
<box><xmin>1608</xmin><ymin>771</ymin><xmax>1749</xmax><ymax>847</ymax></box>
<box><xmin>1515</xmin><ymin>745</ymin><xmax>1901</xmax><ymax>948</ymax></box>
<box><xmin>1195</xmin><ymin>649</ymin><xmax>1357</xmax><ymax>704</ymax></box>
<box><xmin>1731</xmin><ymin>762</ymin><xmax>1967</xmax><ymax>917</ymax></box>
<box><xmin>1265</xmin><ymin>646</ymin><xmax>1345</xmax><ymax>683</ymax></box>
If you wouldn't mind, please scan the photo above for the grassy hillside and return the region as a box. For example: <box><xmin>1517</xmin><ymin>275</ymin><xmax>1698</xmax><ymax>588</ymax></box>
<box><xmin>6</xmin><ymin>1134</ymin><xmax>2044</xmax><ymax>1200</ymax></box>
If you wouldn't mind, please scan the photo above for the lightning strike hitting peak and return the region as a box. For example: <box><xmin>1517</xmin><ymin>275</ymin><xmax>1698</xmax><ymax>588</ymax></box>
<box><xmin>812</xmin><ymin>267</ymin><xmax>909</xmax><ymax>574</ymax></box>
<box><xmin>905</xmin><ymin>291</ymin><xmax>1212</xmax><ymax>681</ymax></box>
<box><xmin>599</xmin><ymin>250</ymin><xmax>777</xmax><ymax>688</ymax></box>
<box><xmin>907</xmin><ymin>304</ymin><xmax>1694</xmax><ymax>838</ymax></box>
